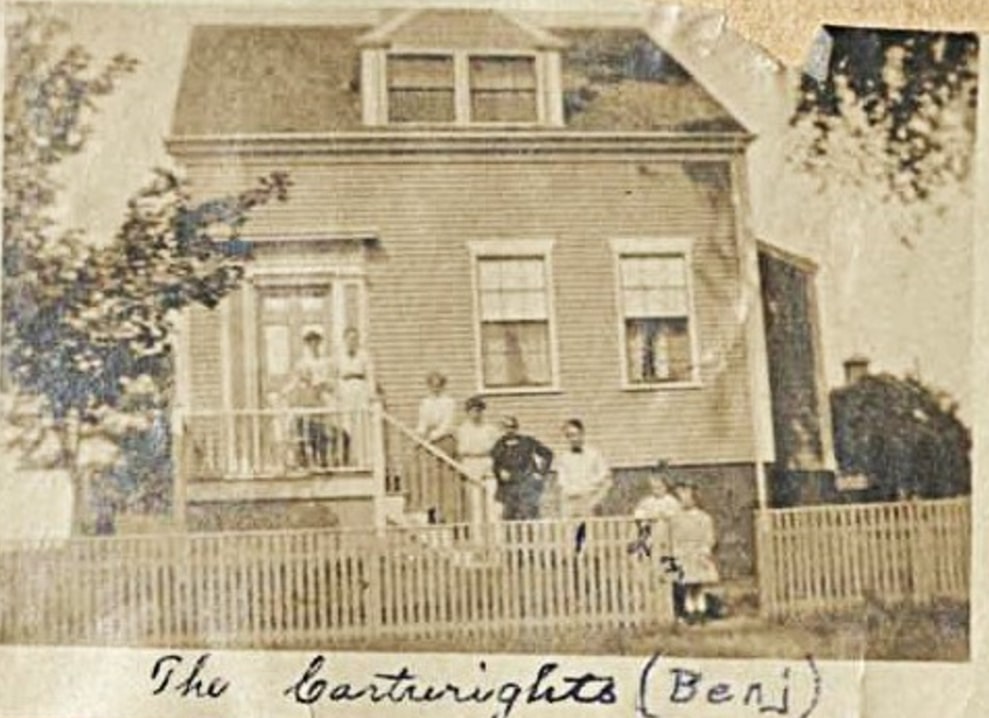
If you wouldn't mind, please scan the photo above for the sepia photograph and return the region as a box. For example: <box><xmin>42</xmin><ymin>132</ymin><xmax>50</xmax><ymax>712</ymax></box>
<box><xmin>0</xmin><ymin>0</ymin><xmax>978</xmax><ymax>666</ymax></box>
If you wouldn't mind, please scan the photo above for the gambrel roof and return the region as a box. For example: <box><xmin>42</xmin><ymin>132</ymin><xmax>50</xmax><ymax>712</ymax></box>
<box><xmin>171</xmin><ymin>9</ymin><xmax>745</xmax><ymax>136</ymax></box>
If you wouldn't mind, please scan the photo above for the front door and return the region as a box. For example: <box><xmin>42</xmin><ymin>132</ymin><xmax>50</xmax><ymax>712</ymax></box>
<box><xmin>248</xmin><ymin>276</ymin><xmax>366</xmax><ymax>475</ymax></box>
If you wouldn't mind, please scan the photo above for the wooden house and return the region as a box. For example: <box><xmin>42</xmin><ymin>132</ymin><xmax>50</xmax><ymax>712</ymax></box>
<box><xmin>166</xmin><ymin>8</ymin><xmax>796</xmax><ymax>575</ymax></box>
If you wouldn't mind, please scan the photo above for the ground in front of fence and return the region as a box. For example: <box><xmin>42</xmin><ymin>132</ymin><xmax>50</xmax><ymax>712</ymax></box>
<box><xmin>329</xmin><ymin>595</ymin><xmax>968</xmax><ymax>662</ymax></box>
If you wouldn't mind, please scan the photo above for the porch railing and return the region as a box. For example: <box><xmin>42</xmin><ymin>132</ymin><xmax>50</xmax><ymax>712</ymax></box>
<box><xmin>180</xmin><ymin>407</ymin><xmax>376</xmax><ymax>481</ymax></box>
<box><xmin>381</xmin><ymin>411</ymin><xmax>485</xmax><ymax>525</ymax></box>
<box><xmin>756</xmin><ymin>497</ymin><xmax>970</xmax><ymax>618</ymax></box>
<box><xmin>0</xmin><ymin>517</ymin><xmax>673</xmax><ymax>648</ymax></box>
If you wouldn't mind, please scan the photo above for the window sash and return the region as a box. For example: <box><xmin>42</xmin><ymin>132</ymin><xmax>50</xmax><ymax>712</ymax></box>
<box><xmin>386</xmin><ymin>51</ymin><xmax>540</xmax><ymax>125</ymax></box>
<box><xmin>617</xmin><ymin>252</ymin><xmax>696</xmax><ymax>385</ymax></box>
<box><xmin>474</xmin><ymin>252</ymin><xmax>555</xmax><ymax>389</ymax></box>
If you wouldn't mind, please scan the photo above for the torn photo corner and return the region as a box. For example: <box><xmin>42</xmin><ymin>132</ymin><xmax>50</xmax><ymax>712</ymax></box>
<box><xmin>0</xmin><ymin>1</ymin><xmax>985</xmax><ymax>717</ymax></box>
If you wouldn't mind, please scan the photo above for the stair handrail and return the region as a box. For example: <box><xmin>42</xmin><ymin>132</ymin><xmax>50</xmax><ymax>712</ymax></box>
<box><xmin>378</xmin><ymin>409</ymin><xmax>485</xmax><ymax>489</ymax></box>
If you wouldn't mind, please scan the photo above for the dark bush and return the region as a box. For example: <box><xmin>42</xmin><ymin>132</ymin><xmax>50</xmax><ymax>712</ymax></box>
<box><xmin>830</xmin><ymin>373</ymin><xmax>970</xmax><ymax>500</ymax></box>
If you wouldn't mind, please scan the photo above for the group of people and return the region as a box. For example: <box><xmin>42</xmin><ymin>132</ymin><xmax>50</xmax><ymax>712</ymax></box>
<box><xmin>279</xmin><ymin>326</ymin><xmax>373</xmax><ymax>469</ymax></box>
<box><xmin>413</xmin><ymin>372</ymin><xmax>611</xmax><ymax>522</ymax></box>
<box><xmin>414</xmin><ymin>372</ymin><xmax>721</xmax><ymax>625</ymax></box>
<box><xmin>633</xmin><ymin>464</ymin><xmax>721</xmax><ymax>625</ymax></box>
<box><xmin>281</xmin><ymin>351</ymin><xmax>720</xmax><ymax>625</ymax></box>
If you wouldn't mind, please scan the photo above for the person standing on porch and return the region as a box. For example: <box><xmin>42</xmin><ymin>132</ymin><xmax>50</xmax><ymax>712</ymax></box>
<box><xmin>416</xmin><ymin>371</ymin><xmax>457</xmax><ymax>455</ymax></box>
<box><xmin>491</xmin><ymin>416</ymin><xmax>553</xmax><ymax>521</ymax></box>
<box><xmin>337</xmin><ymin>327</ymin><xmax>374</xmax><ymax>467</ymax></box>
<box><xmin>555</xmin><ymin>419</ymin><xmax>611</xmax><ymax>519</ymax></box>
<box><xmin>282</xmin><ymin>327</ymin><xmax>336</xmax><ymax>469</ymax></box>
<box><xmin>669</xmin><ymin>478</ymin><xmax>720</xmax><ymax>624</ymax></box>
<box><xmin>455</xmin><ymin>395</ymin><xmax>502</xmax><ymax>523</ymax></box>
<box><xmin>416</xmin><ymin>372</ymin><xmax>458</xmax><ymax>521</ymax></box>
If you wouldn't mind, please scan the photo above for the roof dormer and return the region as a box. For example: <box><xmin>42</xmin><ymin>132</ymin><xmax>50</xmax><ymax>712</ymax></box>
<box><xmin>358</xmin><ymin>9</ymin><xmax>566</xmax><ymax>127</ymax></box>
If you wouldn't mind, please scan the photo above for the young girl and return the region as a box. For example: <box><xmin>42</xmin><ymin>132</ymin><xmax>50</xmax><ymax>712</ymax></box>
<box><xmin>669</xmin><ymin>478</ymin><xmax>720</xmax><ymax>624</ymax></box>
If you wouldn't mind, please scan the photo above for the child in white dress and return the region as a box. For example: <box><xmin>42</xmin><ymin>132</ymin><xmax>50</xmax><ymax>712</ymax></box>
<box><xmin>669</xmin><ymin>479</ymin><xmax>720</xmax><ymax>624</ymax></box>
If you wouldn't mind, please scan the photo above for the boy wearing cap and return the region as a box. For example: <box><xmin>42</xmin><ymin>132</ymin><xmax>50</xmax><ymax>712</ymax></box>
<box><xmin>490</xmin><ymin>416</ymin><xmax>554</xmax><ymax>520</ymax></box>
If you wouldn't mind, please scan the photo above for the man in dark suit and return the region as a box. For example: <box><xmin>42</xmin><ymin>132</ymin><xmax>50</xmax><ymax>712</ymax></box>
<box><xmin>491</xmin><ymin>416</ymin><xmax>554</xmax><ymax>520</ymax></box>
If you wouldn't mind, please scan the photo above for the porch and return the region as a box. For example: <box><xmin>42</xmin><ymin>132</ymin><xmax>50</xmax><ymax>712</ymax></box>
<box><xmin>173</xmin><ymin>401</ymin><xmax>483</xmax><ymax>528</ymax></box>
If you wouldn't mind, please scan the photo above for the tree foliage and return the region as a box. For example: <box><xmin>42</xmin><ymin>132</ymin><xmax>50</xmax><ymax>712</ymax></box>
<box><xmin>792</xmin><ymin>28</ymin><xmax>979</xmax><ymax>203</ymax></box>
<box><xmin>3</xmin><ymin>11</ymin><xmax>290</xmax><ymax>526</ymax></box>
<box><xmin>830</xmin><ymin>373</ymin><xmax>970</xmax><ymax>501</ymax></box>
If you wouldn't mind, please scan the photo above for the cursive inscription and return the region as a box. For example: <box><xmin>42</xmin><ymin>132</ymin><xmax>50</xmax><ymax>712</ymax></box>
<box><xmin>150</xmin><ymin>653</ymin><xmax>230</xmax><ymax>699</ymax></box>
<box><xmin>284</xmin><ymin>655</ymin><xmax>616</xmax><ymax>718</ymax></box>
<box><xmin>636</xmin><ymin>653</ymin><xmax>822</xmax><ymax>718</ymax></box>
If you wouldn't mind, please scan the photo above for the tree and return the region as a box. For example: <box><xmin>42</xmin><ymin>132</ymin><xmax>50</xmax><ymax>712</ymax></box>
<box><xmin>830</xmin><ymin>373</ymin><xmax>970</xmax><ymax>501</ymax></box>
<box><xmin>792</xmin><ymin>28</ymin><xmax>978</xmax><ymax>204</ymax></box>
<box><xmin>3</xmin><ymin>10</ymin><xmax>290</xmax><ymax>531</ymax></box>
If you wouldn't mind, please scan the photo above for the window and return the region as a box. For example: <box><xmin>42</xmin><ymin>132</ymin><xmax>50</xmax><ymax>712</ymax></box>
<box><xmin>387</xmin><ymin>54</ymin><xmax>456</xmax><ymax>123</ymax></box>
<box><xmin>472</xmin><ymin>244</ymin><xmax>556</xmax><ymax>390</ymax></box>
<box><xmin>614</xmin><ymin>243</ymin><xmax>698</xmax><ymax>386</ymax></box>
<box><xmin>469</xmin><ymin>56</ymin><xmax>537</xmax><ymax>122</ymax></box>
<box><xmin>386</xmin><ymin>51</ymin><xmax>539</xmax><ymax>125</ymax></box>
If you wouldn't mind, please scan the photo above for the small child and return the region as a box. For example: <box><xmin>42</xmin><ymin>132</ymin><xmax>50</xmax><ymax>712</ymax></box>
<box><xmin>633</xmin><ymin>462</ymin><xmax>684</xmax><ymax>615</ymax></box>
<box><xmin>633</xmin><ymin>462</ymin><xmax>682</xmax><ymax>524</ymax></box>
<box><xmin>669</xmin><ymin>478</ymin><xmax>720</xmax><ymax>624</ymax></box>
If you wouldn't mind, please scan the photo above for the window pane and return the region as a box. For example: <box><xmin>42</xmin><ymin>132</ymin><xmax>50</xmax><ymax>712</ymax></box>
<box><xmin>260</xmin><ymin>294</ymin><xmax>290</xmax><ymax>315</ymax></box>
<box><xmin>481</xmin><ymin>321</ymin><xmax>552</xmax><ymax>387</ymax></box>
<box><xmin>470</xmin><ymin>56</ymin><xmax>536</xmax><ymax>90</ymax></box>
<box><xmin>478</xmin><ymin>257</ymin><xmax>548</xmax><ymax>320</ymax></box>
<box><xmin>343</xmin><ymin>283</ymin><xmax>361</xmax><ymax>334</ymax></box>
<box><xmin>626</xmin><ymin>318</ymin><xmax>692</xmax><ymax>384</ymax></box>
<box><xmin>471</xmin><ymin>91</ymin><xmax>537</xmax><ymax>123</ymax></box>
<box><xmin>388</xmin><ymin>89</ymin><xmax>455</xmax><ymax>123</ymax></box>
<box><xmin>388</xmin><ymin>55</ymin><xmax>454</xmax><ymax>89</ymax></box>
<box><xmin>502</xmin><ymin>289</ymin><xmax>546</xmax><ymax>319</ymax></box>
<box><xmin>388</xmin><ymin>54</ymin><xmax>455</xmax><ymax>123</ymax></box>
<box><xmin>263</xmin><ymin>325</ymin><xmax>291</xmax><ymax>378</ymax></box>
<box><xmin>621</xmin><ymin>254</ymin><xmax>690</xmax><ymax>317</ymax></box>
<box><xmin>500</xmin><ymin>257</ymin><xmax>545</xmax><ymax>289</ymax></box>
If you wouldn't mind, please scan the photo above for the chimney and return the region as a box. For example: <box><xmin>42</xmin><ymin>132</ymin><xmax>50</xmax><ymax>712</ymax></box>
<box><xmin>843</xmin><ymin>354</ymin><xmax>870</xmax><ymax>384</ymax></box>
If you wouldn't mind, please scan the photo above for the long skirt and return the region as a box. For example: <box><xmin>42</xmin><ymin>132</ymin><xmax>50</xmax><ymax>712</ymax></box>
<box><xmin>432</xmin><ymin>435</ymin><xmax>460</xmax><ymax>522</ymax></box>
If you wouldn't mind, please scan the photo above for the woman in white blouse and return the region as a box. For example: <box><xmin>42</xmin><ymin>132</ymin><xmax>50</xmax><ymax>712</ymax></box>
<box><xmin>416</xmin><ymin>371</ymin><xmax>458</xmax><ymax>521</ymax></box>
<box><xmin>337</xmin><ymin>327</ymin><xmax>374</xmax><ymax>466</ymax></box>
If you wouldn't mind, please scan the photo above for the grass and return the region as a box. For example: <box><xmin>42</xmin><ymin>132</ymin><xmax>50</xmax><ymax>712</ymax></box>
<box><xmin>328</xmin><ymin>599</ymin><xmax>969</xmax><ymax>662</ymax></box>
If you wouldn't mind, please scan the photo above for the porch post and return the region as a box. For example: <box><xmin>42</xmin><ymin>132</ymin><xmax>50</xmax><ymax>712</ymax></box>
<box><xmin>171</xmin><ymin>406</ymin><xmax>187</xmax><ymax>529</ymax></box>
<box><xmin>370</xmin><ymin>399</ymin><xmax>388</xmax><ymax>533</ymax></box>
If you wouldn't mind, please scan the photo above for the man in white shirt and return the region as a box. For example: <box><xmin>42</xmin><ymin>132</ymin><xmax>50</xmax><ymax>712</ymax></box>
<box><xmin>555</xmin><ymin>419</ymin><xmax>611</xmax><ymax>518</ymax></box>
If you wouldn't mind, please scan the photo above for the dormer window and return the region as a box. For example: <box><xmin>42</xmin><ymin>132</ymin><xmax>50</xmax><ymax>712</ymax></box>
<box><xmin>387</xmin><ymin>54</ymin><xmax>456</xmax><ymax>123</ymax></box>
<box><xmin>360</xmin><ymin>10</ymin><xmax>565</xmax><ymax>128</ymax></box>
<box><xmin>385</xmin><ymin>51</ymin><xmax>540</xmax><ymax>125</ymax></box>
<box><xmin>469</xmin><ymin>55</ymin><xmax>537</xmax><ymax>123</ymax></box>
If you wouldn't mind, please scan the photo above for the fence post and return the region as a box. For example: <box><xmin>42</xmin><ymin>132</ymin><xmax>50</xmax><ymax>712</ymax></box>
<box><xmin>755</xmin><ymin>508</ymin><xmax>776</xmax><ymax>619</ymax></box>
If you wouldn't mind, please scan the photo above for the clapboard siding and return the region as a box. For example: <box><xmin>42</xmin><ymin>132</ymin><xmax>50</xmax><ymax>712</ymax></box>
<box><xmin>182</xmin><ymin>154</ymin><xmax>755</xmax><ymax>467</ymax></box>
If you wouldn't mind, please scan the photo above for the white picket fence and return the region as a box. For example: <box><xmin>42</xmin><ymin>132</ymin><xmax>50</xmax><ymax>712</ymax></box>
<box><xmin>0</xmin><ymin>517</ymin><xmax>673</xmax><ymax>647</ymax></box>
<box><xmin>757</xmin><ymin>497</ymin><xmax>970</xmax><ymax>617</ymax></box>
